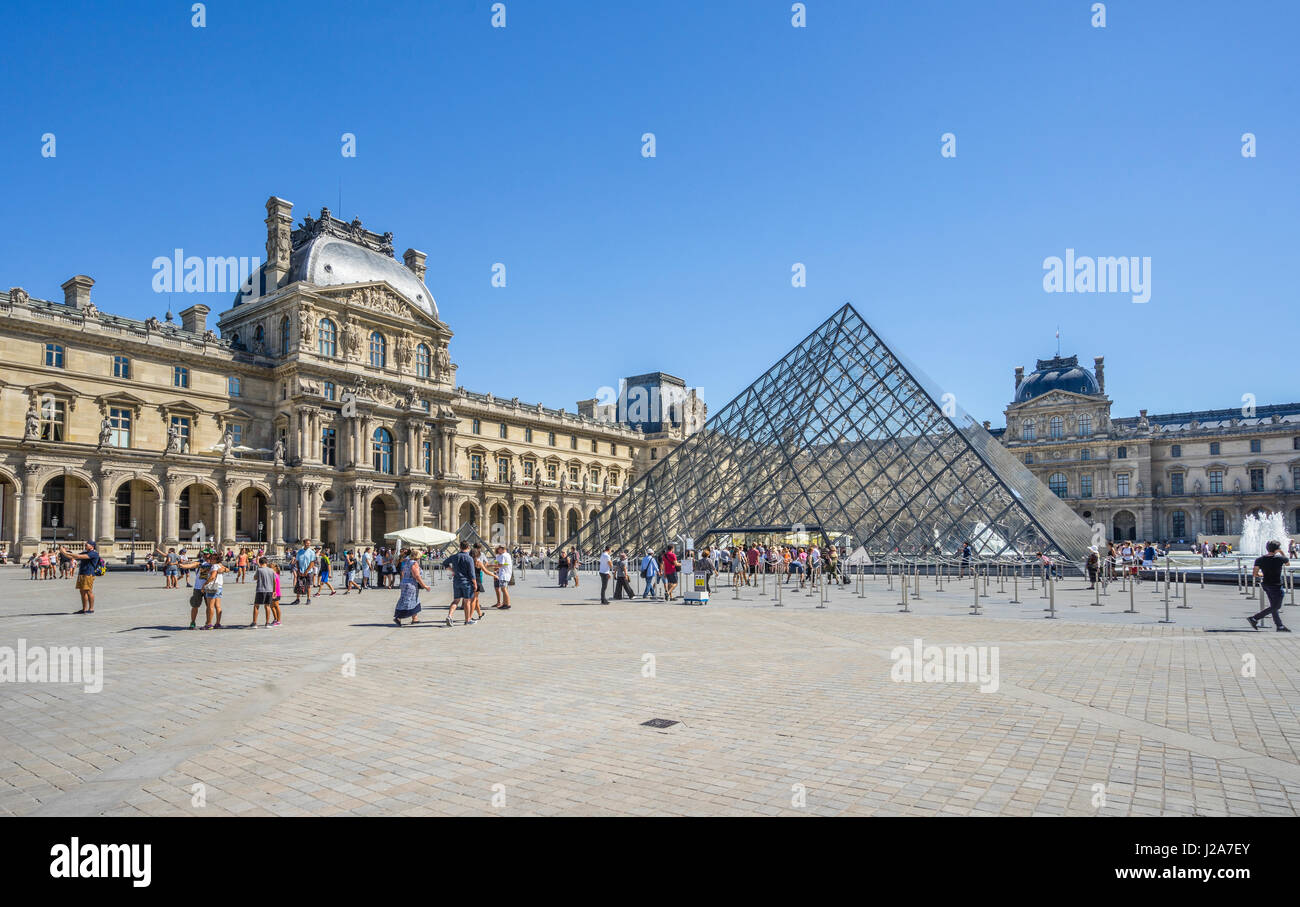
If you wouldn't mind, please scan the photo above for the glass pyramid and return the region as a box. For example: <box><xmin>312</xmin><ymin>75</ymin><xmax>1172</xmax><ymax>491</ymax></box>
<box><xmin>561</xmin><ymin>304</ymin><xmax>1094</xmax><ymax>562</ymax></box>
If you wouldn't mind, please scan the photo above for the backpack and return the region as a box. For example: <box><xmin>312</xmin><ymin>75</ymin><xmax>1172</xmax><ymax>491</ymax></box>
<box><xmin>91</xmin><ymin>552</ymin><xmax>108</xmax><ymax>576</ymax></box>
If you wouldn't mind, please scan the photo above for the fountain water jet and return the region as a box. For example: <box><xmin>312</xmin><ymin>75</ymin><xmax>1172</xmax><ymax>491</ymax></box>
<box><xmin>1239</xmin><ymin>512</ymin><xmax>1290</xmax><ymax>556</ymax></box>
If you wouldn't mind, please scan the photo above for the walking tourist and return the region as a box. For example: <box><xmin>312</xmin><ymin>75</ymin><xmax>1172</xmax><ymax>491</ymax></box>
<box><xmin>613</xmin><ymin>550</ymin><xmax>635</xmax><ymax>600</ymax></box>
<box><xmin>394</xmin><ymin>548</ymin><xmax>431</xmax><ymax>626</ymax></box>
<box><xmin>493</xmin><ymin>545</ymin><xmax>513</xmax><ymax>609</ymax></box>
<box><xmin>641</xmin><ymin>548</ymin><xmax>660</xmax><ymax>599</ymax></box>
<box><xmin>443</xmin><ymin>541</ymin><xmax>477</xmax><ymax>627</ymax></box>
<box><xmin>290</xmin><ymin>538</ymin><xmax>316</xmax><ymax>606</ymax></box>
<box><xmin>1248</xmin><ymin>540</ymin><xmax>1291</xmax><ymax>632</ymax></box>
<box><xmin>599</xmin><ymin>544</ymin><xmax>612</xmax><ymax>604</ymax></box>
<box><xmin>252</xmin><ymin>556</ymin><xmax>280</xmax><ymax>627</ymax></box>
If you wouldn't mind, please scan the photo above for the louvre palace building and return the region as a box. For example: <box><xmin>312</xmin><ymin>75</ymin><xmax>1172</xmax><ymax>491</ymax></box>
<box><xmin>1</xmin><ymin>196</ymin><xmax>1295</xmax><ymax>560</ymax></box>
<box><xmin>991</xmin><ymin>355</ymin><xmax>1300</xmax><ymax>545</ymax></box>
<box><xmin>0</xmin><ymin>197</ymin><xmax>704</xmax><ymax>560</ymax></box>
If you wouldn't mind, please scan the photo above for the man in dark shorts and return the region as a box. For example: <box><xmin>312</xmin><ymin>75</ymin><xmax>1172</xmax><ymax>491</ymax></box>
<box><xmin>443</xmin><ymin>541</ymin><xmax>477</xmax><ymax>627</ymax></box>
<box><xmin>1248</xmin><ymin>540</ymin><xmax>1291</xmax><ymax>631</ymax></box>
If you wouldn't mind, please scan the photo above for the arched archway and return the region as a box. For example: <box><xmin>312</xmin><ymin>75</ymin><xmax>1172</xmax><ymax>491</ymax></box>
<box><xmin>178</xmin><ymin>482</ymin><xmax>219</xmax><ymax>547</ymax></box>
<box><xmin>566</xmin><ymin>508</ymin><xmax>580</xmax><ymax>539</ymax></box>
<box><xmin>543</xmin><ymin>506</ymin><xmax>558</xmax><ymax>544</ymax></box>
<box><xmin>457</xmin><ymin>501</ymin><xmax>479</xmax><ymax>531</ymax></box>
<box><xmin>111</xmin><ymin>478</ymin><xmax>161</xmax><ymax>551</ymax></box>
<box><xmin>517</xmin><ymin>505</ymin><xmax>534</xmax><ymax>545</ymax></box>
<box><xmin>0</xmin><ymin>467</ymin><xmax>19</xmax><ymax>557</ymax></box>
<box><xmin>41</xmin><ymin>474</ymin><xmax>93</xmax><ymax>545</ymax></box>
<box><xmin>237</xmin><ymin>487</ymin><xmax>269</xmax><ymax>544</ymax></box>
<box><xmin>1112</xmin><ymin>510</ymin><xmax>1137</xmax><ymax>542</ymax></box>
<box><xmin>488</xmin><ymin>502</ymin><xmax>508</xmax><ymax>546</ymax></box>
<box><xmin>370</xmin><ymin>492</ymin><xmax>400</xmax><ymax>546</ymax></box>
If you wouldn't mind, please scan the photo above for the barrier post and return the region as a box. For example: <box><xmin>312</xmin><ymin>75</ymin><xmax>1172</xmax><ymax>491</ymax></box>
<box><xmin>1125</xmin><ymin>576</ymin><xmax>1137</xmax><ymax>614</ymax></box>
<box><xmin>1010</xmin><ymin>568</ymin><xmax>1020</xmax><ymax>604</ymax></box>
<box><xmin>969</xmin><ymin>567</ymin><xmax>981</xmax><ymax>615</ymax></box>
<box><xmin>1045</xmin><ymin>574</ymin><xmax>1057</xmax><ymax>618</ymax></box>
<box><xmin>1178</xmin><ymin>570</ymin><xmax>1191</xmax><ymax>609</ymax></box>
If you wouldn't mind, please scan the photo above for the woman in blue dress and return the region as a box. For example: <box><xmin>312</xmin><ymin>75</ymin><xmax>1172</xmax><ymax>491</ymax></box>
<box><xmin>394</xmin><ymin>548</ymin><xmax>431</xmax><ymax>626</ymax></box>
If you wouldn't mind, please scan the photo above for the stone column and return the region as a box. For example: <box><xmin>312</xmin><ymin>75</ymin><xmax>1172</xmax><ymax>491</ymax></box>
<box><xmin>20</xmin><ymin>466</ymin><xmax>42</xmax><ymax>551</ymax></box>
<box><xmin>96</xmin><ymin>473</ymin><xmax>115</xmax><ymax>548</ymax></box>
<box><xmin>163</xmin><ymin>476</ymin><xmax>181</xmax><ymax>544</ymax></box>
<box><xmin>221</xmin><ymin>479</ymin><xmax>237</xmax><ymax>547</ymax></box>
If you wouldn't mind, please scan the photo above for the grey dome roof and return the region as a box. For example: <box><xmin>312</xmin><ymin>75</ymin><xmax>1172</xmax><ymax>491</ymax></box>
<box><xmin>1015</xmin><ymin>355</ymin><xmax>1099</xmax><ymax>403</ymax></box>
<box><xmin>290</xmin><ymin>235</ymin><xmax>437</xmax><ymax>317</ymax></box>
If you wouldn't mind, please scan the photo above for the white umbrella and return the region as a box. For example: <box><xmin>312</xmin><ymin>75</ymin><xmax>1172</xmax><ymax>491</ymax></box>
<box><xmin>383</xmin><ymin>526</ymin><xmax>458</xmax><ymax>547</ymax></box>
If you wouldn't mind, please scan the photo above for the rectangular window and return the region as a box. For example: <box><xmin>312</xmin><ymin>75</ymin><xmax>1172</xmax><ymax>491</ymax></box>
<box><xmin>1080</xmin><ymin>449</ymin><xmax>1090</xmax><ymax>461</ymax></box>
<box><xmin>45</xmin><ymin>343</ymin><xmax>64</xmax><ymax>368</ymax></box>
<box><xmin>568</xmin><ymin>465</ymin><xmax>580</xmax><ymax>484</ymax></box>
<box><xmin>472</xmin><ymin>419</ymin><xmax>481</xmax><ymax>435</ymax></box>
<box><xmin>39</xmin><ymin>399</ymin><xmax>66</xmax><ymax>441</ymax></box>
<box><xmin>523</xmin><ymin>460</ymin><xmax>534</xmax><ymax>479</ymax></box>
<box><xmin>1080</xmin><ymin>475</ymin><xmax>1092</xmax><ymax>498</ymax></box>
<box><xmin>1171</xmin><ymin>444</ymin><xmax>1180</xmax><ymax>458</ymax></box>
<box><xmin>1209</xmin><ymin>469</ymin><xmax>1224</xmax><ymax>494</ymax></box>
<box><xmin>228</xmin><ymin>376</ymin><xmax>242</xmax><ymax>396</ymax></box>
<box><xmin>230</xmin><ymin>424</ymin><xmax>243</xmax><ymax>447</ymax></box>
<box><xmin>113</xmin><ymin>355</ymin><xmax>130</xmax><ymax>379</ymax></box>
<box><xmin>1293</xmin><ymin>466</ymin><xmax>1300</xmax><ymax>492</ymax></box>
<box><xmin>570</xmin><ymin>435</ymin><xmax>577</xmax><ymax>450</ymax></box>
<box><xmin>591</xmin><ymin>439</ymin><xmax>598</xmax><ymax>452</ymax></box>
<box><xmin>611</xmin><ymin>443</ymin><xmax>617</xmax><ymax>456</ymax></box>
<box><xmin>1117</xmin><ymin>474</ymin><xmax>1130</xmax><ymax>497</ymax></box>
<box><xmin>499</xmin><ymin>423</ymin><xmax>508</xmax><ymax>440</ymax></box>
<box><xmin>498</xmin><ymin>457</ymin><xmax>510</xmax><ymax>483</ymax></box>
<box><xmin>1250</xmin><ymin>439</ymin><xmax>1262</xmax><ymax>453</ymax></box>
<box><xmin>470</xmin><ymin>454</ymin><xmax>483</xmax><ymax>480</ymax></box>
<box><xmin>546</xmin><ymin>462</ymin><xmax>557</xmax><ymax>482</ymax></box>
<box><xmin>109</xmin><ymin>407</ymin><xmax>132</xmax><ymax>448</ymax></box>
<box><xmin>170</xmin><ymin>416</ymin><xmax>191</xmax><ymax>453</ymax></box>
<box><xmin>1250</xmin><ymin>468</ymin><xmax>1265</xmax><ymax>492</ymax></box>
<box><xmin>174</xmin><ymin>366</ymin><xmax>189</xmax><ymax>388</ymax></box>
<box><xmin>322</xmin><ymin>428</ymin><xmax>337</xmax><ymax>466</ymax></box>
<box><xmin>548</xmin><ymin>431</ymin><xmax>556</xmax><ymax>446</ymax></box>
<box><xmin>1209</xmin><ymin>441</ymin><xmax>1220</xmax><ymax>456</ymax></box>
<box><xmin>422</xmin><ymin>440</ymin><xmax>432</xmax><ymax>474</ymax></box>
<box><xmin>1170</xmin><ymin>473</ymin><xmax>1184</xmax><ymax>495</ymax></box>
<box><xmin>324</xmin><ymin>381</ymin><xmax>335</xmax><ymax>401</ymax></box>
<box><xmin>524</xmin><ymin>427</ymin><xmax>533</xmax><ymax>443</ymax></box>
<box><xmin>1117</xmin><ymin>446</ymin><xmax>1127</xmax><ymax>459</ymax></box>
<box><xmin>1172</xmin><ymin>511</ymin><xmax>1186</xmax><ymax>538</ymax></box>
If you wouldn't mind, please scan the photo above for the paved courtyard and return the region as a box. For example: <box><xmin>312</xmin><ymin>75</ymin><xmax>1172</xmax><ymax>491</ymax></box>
<box><xmin>1</xmin><ymin>564</ymin><xmax>1298</xmax><ymax>816</ymax></box>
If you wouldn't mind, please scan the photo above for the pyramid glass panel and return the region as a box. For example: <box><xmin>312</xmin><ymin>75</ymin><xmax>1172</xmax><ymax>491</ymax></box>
<box><xmin>559</xmin><ymin>304</ymin><xmax>1095</xmax><ymax>562</ymax></box>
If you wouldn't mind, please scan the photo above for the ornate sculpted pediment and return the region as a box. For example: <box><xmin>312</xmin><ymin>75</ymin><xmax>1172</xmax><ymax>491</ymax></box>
<box><xmin>345</xmin><ymin>284</ymin><xmax>411</xmax><ymax>318</ymax></box>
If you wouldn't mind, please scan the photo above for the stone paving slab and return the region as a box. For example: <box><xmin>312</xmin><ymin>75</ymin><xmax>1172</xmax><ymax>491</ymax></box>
<box><xmin>0</xmin><ymin>566</ymin><xmax>1297</xmax><ymax>816</ymax></box>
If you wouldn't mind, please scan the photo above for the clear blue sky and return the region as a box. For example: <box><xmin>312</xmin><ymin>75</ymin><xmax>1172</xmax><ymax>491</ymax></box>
<box><xmin>3</xmin><ymin>0</ymin><xmax>1296</xmax><ymax>424</ymax></box>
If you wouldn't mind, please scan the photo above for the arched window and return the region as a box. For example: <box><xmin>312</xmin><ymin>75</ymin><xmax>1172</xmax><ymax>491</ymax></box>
<box><xmin>1049</xmin><ymin>416</ymin><xmax>1063</xmax><ymax>439</ymax></box>
<box><xmin>254</xmin><ymin>324</ymin><xmax>265</xmax><ymax>350</ymax></box>
<box><xmin>520</xmin><ymin>507</ymin><xmax>533</xmax><ymax>537</ymax></box>
<box><xmin>318</xmin><ymin>318</ymin><xmax>337</xmax><ymax>357</ymax></box>
<box><xmin>372</xmin><ymin>427</ymin><xmax>394</xmax><ymax>474</ymax></box>
<box><xmin>1048</xmin><ymin>473</ymin><xmax>1068</xmax><ymax>497</ymax></box>
<box><xmin>416</xmin><ymin>343</ymin><xmax>431</xmax><ymax>378</ymax></box>
<box><xmin>279</xmin><ymin>316</ymin><xmax>291</xmax><ymax>356</ymax></box>
<box><xmin>1294</xmin><ymin>508</ymin><xmax>1300</xmax><ymax>534</ymax></box>
<box><xmin>567</xmin><ymin>509</ymin><xmax>580</xmax><ymax>538</ymax></box>
<box><xmin>1171</xmin><ymin>511</ymin><xmax>1186</xmax><ymax>538</ymax></box>
<box><xmin>1207</xmin><ymin>509</ymin><xmax>1226</xmax><ymax>535</ymax></box>
<box><xmin>369</xmin><ymin>331</ymin><xmax>386</xmax><ymax>368</ymax></box>
<box><xmin>1077</xmin><ymin>414</ymin><xmax>1092</xmax><ymax>436</ymax></box>
<box><xmin>1021</xmin><ymin>419</ymin><xmax>1035</xmax><ymax>440</ymax></box>
<box><xmin>544</xmin><ymin>509</ymin><xmax>557</xmax><ymax>539</ymax></box>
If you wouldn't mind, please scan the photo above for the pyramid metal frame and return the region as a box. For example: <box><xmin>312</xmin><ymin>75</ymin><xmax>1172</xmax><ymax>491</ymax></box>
<box><xmin>557</xmin><ymin>304</ymin><xmax>1094</xmax><ymax>562</ymax></box>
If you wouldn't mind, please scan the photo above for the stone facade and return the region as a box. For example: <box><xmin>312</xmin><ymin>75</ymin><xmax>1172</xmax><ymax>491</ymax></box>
<box><xmin>993</xmin><ymin>354</ymin><xmax>1300</xmax><ymax>545</ymax></box>
<box><xmin>0</xmin><ymin>197</ymin><xmax>701</xmax><ymax>560</ymax></box>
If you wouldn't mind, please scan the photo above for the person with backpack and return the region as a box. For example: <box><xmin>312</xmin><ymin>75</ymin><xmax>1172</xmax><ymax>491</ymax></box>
<box><xmin>640</xmin><ymin>548</ymin><xmax>660</xmax><ymax>600</ymax></box>
<box><xmin>59</xmin><ymin>541</ymin><xmax>105</xmax><ymax>614</ymax></box>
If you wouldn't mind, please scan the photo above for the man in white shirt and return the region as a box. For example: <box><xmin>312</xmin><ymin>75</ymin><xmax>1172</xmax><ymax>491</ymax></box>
<box><xmin>598</xmin><ymin>545</ymin><xmax>613</xmax><ymax>605</ymax></box>
<box><xmin>493</xmin><ymin>545</ymin><xmax>514</xmax><ymax>609</ymax></box>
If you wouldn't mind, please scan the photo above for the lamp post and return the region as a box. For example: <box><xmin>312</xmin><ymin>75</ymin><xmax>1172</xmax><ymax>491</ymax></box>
<box><xmin>50</xmin><ymin>515</ymin><xmax>58</xmax><ymax>553</ymax></box>
<box><xmin>127</xmin><ymin>518</ymin><xmax>138</xmax><ymax>565</ymax></box>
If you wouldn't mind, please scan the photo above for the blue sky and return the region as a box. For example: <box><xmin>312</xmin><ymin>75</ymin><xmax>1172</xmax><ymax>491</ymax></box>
<box><xmin>2</xmin><ymin>0</ymin><xmax>1296</xmax><ymax>424</ymax></box>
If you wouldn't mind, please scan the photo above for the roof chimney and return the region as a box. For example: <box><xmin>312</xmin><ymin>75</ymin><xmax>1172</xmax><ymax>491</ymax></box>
<box><xmin>1093</xmin><ymin>356</ymin><xmax>1105</xmax><ymax>394</ymax></box>
<box><xmin>403</xmin><ymin>248</ymin><xmax>427</xmax><ymax>282</ymax></box>
<box><xmin>1014</xmin><ymin>366</ymin><xmax>1024</xmax><ymax>390</ymax></box>
<box><xmin>61</xmin><ymin>275</ymin><xmax>94</xmax><ymax>310</ymax></box>
<box><xmin>264</xmin><ymin>196</ymin><xmax>294</xmax><ymax>291</ymax></box>
<box><xmin>179</xmin><ymin>303</ymin><xmax>210</xmax><ymax>334</ymax></box>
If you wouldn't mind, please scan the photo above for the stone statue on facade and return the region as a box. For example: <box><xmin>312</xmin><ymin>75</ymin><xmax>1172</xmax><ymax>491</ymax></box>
<box><xmin>8</xmin><ymin>287</ymin><xmax>30</xmax><ymax>307</ymax></box>
<box><xmin>165</xmin><ymin>423</ymin><xmax>181</xmax><ymax>454</ymax></box>
<box><xmin>97</xmin><ymin>418</ymin><xmax>112</xmax><ymax>448</ymax></box>
<box><xmin>220</xmin><ymin>427</ymin><xmax>235</xmax><ymax>461</ymax></box>
<box><xmin>145</xmin><ymin>315</ymin><xmax>161</xmax><ymax>332</ymax></box>
<box><xmin>435</xmin><ymin>343</ymin><xmax>451</xmax><ymax>377</ymax></box>
<box><xmin>24</xmin><ymin>404</ymin><xmax>40</xmax><ymax>440</ymax></box>
<box><xmin>273</xmin><ymin>437</ymin><xmax>286</xmax><ymax>464</ymax></box>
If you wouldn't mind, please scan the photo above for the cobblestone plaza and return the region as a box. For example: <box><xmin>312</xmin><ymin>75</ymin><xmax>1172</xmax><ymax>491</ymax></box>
<box><xmin>2</xmin><ymin>566</ymin><xmax>1297</xmax><ymax>817</ymax></box>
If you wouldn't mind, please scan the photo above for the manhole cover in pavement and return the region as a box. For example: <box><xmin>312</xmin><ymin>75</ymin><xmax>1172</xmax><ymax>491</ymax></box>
<box><xmin>641</xmin><ymin>718</ymin><xmax>679</xmax><ymax>729</ymax></box>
